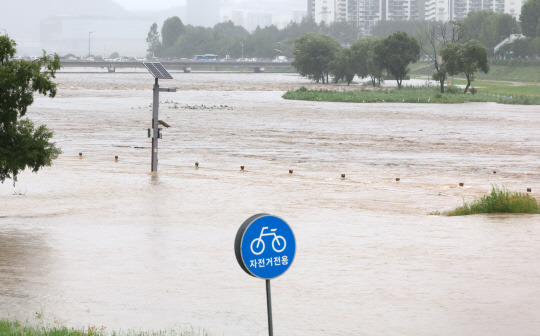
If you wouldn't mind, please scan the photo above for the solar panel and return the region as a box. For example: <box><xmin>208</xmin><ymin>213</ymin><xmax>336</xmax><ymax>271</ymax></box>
<box><xmin>143</xmin><ymin>62</ymin><xmax>173</xmax><ymax>79</ymax></box>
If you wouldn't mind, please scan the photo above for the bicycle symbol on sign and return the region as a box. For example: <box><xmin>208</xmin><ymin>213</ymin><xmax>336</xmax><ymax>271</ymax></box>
<box><xmin>250</xmin><ymin>227</ymin><xmax>287</xmax><ymax>255</ymax></box>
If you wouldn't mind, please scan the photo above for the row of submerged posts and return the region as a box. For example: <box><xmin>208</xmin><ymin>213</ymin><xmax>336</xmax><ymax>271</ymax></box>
<box><xmin>77</xmin><ymin>153</ymin><xmax>534</xmax><ymax>193</ymax></box>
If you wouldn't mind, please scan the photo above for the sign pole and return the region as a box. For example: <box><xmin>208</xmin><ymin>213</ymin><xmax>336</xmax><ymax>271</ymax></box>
<box><xmin>266</xmin><ymin>279</ymin><xmax>273</xmax><ymax>336</ymax></box>
<box><xmin>235</xmin><ymin>214</ymin><xmax>296</xmax><ymax>336</ymax></box>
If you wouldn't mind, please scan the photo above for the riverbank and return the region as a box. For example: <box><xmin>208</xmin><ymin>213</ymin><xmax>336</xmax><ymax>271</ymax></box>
<box><xmin>0</xmin><ymin>320</ymin><xmax>208</xmax><ymax>336</ymax></box>
<box><xmin>282</xmin><ymin>85</ymin><xmax>540</xmax><ymax>105</ymax></box>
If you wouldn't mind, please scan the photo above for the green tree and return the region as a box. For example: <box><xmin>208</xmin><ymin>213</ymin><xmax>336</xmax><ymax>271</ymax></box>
<box><xmin>463</xmin><ymin>11</ymin><xmax>520</xmax><ymax>54</ymax></box>
<box><xmin>463</xmin><ymin>11</ymin><xmax>492</xmax><ymax>41</ymax></box>
<box><xmin>146</xmin><ymin>23</ymin><xmax>162</xmax><ymax>57</ymax></box>
<box><xmin>176</xmin><ymin>25</ymin><xmax>213</xmax><ymax>58</ymax></box>
<box><xmin>0</xmin><ymin>36</ymin><xmax>62</xmax><ymax>185</ymax></box>
<box><xmin>479</xmin><ymin>13</ymin><xmax>520</xmax><ymax>54</ymax></box>
<box><xmin>329</xmin><ymin>47</ymin><xmax>356</xmax><ymax>85</ymax></box>
<box><xmin>161</xmin><ymin>16</ymin><xmax>186</xmax><ymax>52</ymax></box>
<box><xmin>520</xmin><ymin>0</ymin><xmax>540</xmax><ymax>37</ymax></box>
<box><xmin>371</xmin><ymin>20</ymin><xmax>430</xmax><ymax>41</ymax></box>
<box><xmin>292</xmin><ymin>33</ymin><xmax>341</xmax><ymax>84</ymax></box>
<box><xmin>325</xmin><ymin>21</ymin><xmax>360</xmax><ymax>45</ymax></box>
<box><xmin>419</xmin><ymin>21</ymin><xmax>466</xmax><ymax>93</ymax></box>
<box><xmin>350</xmin><ymin>37</ymin><xmax>384</xmax><ymax>86</ymax></box>
<box><xmin>530</xmin><ymin>36</ymin><xmax>540</xmax><ymax>56</ymax></box>
<box><xmin>442</xmin><ymin>40</ymin><xmax>489</xmax><ymax>93</ymax></box>
<box><xmin>374</xmin><ymin>31</ymin><xmax>420</xmax><ymax>88</ymax></box>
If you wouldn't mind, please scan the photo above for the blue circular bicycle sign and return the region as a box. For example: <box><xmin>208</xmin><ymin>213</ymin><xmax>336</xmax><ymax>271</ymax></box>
<box><xmin>235</xmin><ymin>214</ymin><xmax>296</xmax><ymax>279</ymax></box>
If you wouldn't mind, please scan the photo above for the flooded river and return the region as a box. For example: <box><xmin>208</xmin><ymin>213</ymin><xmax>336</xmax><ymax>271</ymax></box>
<box><xmin>1</xmin><ymin>72</ymin><xmax>540</xmax><ymax>336</ymax></box>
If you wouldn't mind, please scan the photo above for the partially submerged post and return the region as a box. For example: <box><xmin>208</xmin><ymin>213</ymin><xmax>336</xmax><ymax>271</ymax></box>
<box><xmin>143</xmin><ymin>62</ymin><xmax>176</xmax><ymax>172</ymax></box>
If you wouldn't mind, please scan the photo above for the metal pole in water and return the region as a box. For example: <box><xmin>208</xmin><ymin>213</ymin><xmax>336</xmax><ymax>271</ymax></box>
<box><xmin>266</xmin><ymin>279</ymin><xmax>273</xmax><ymax>336</ymax></box>
<box><xmin>152</xmin><ymin>78</ymin><xmax>159</xmax><ymax>172</ymax></box>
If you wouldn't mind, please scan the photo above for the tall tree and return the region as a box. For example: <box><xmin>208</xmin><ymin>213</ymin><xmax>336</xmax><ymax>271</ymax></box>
<box><xmin>442</xmin><ymin>40</ymin><xmax>489</xmax><ymax>93</ymax></box>
<box><xmin>0</xmin><ymin>36</ymin><xmax>62</xmax><ymax>185</ymax></box>
<box><xmin>329</xmin><ymin>47</ymin><xmax>356</xmax><ymax>85</ymax></box>
<box><xmin>463</xmin><ymin>11</ymin><xmax>492</xmax><ymax>41</ymax></box>
<box><xmin>161</xmin><ymin>16</ymin><xmax>186</xmax><ymax>51</ymax></box>
<box><xmin>374</xmin><ymin>31</ymin><xmax>420</xmax><ymax>88</ymax></box>
<box><xmin>350</xmin><ymin>37</ymin><xmax>384</xmax><ymax>86</ymax></box>
<box><xmin>292</xmin><ymin>33</ymin><xmax>341</xmax><ymax>84</ymax></box>
<box><xmin>146</xmin><ymin>23</ymin><xmax>162</xmax><ymax>58</ymax></box>
<box><xmin>419</xmin><ymin>21</ymin><xmax>466</xmax><ymax>93</ymax></box>
<box><xmin>520</xmin><ymin>0</ymin><xmax>540</xmax><ymax>37</ymax></box>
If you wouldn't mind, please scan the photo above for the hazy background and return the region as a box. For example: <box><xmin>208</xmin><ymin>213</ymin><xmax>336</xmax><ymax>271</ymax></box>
<box><xmin>0</xmin><ymin>0</ymin><xmax>306</xmax><ymax>56</ymax></box>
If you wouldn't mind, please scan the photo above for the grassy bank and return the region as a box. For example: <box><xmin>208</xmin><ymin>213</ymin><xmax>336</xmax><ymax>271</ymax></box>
<box><xmin>410</xmin><ymin>61</ymin><xmax>540</xmax><ymax>82</ymax></box>
<box><xmin>433</xmin><ymin>185</ymin><xmax>540</xmax><ymax>216</ymax></box>
<box><xmin>0</xmin><ymin>320</ymin><xmax>210</xmax><ymax>336</ymax></box>
<box><xmin>282</xmin><ymin>86</ymin><xmax>540</xmax><ymax>105</ymax></box>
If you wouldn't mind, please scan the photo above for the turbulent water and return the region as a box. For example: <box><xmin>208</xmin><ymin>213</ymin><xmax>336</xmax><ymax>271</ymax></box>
<box><xmin>1</xmin><ymin>72</ymin><xmax>539</xmax><ymax>336</ymax></box>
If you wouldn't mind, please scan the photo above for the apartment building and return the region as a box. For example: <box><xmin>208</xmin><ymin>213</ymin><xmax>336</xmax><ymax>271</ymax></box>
<box><xmin>308</xmin><ymin>0</ymin><xmax>515</xmax><ymax>36</ymax></box>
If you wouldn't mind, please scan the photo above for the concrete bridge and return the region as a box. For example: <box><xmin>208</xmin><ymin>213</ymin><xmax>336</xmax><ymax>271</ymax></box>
<box><xmin>60</xmin><ymin>60</ymin><xmax>293</xmax><ymax>73</ymax></box>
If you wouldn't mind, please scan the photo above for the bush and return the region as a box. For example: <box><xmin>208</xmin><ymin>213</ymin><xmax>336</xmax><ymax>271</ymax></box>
<box><xmin>438</xmin><ymin>185</ymin><xmax>540</xmax><ymax>216</ymax></box>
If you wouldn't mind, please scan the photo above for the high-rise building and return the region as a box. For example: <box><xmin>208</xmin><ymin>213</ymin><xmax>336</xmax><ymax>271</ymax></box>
<box><xmin>314</xmin><ymin>0</ymin><xmax>337</xmax><ymax>23</ymax></box>
<box><xmin>449</xmin><ymin>0</ymin><xmax>505</xmax><ymax>20</ymax></box>
<box><xmin>357</xmin><ymin>0</ymin><xmax>382</xmax><ymax>35</ymax></box>
<box><xmin>425</xmin><ymin>0</ymin><xmax>451</xmax><ymax>21</ymax></box>
<box><xmin>308</xmin><ymin>0</ymin><xmax>512</xmax><ymax>37</ymax></box>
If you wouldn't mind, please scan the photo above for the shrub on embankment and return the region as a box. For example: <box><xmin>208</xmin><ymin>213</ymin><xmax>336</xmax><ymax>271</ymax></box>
<box><xmin>433</xmin><ymin>185</ymin><xmax>540</xmax><ymax>216</ymax></box>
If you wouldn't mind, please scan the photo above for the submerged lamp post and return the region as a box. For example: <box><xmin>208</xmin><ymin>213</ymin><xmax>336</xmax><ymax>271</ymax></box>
<box><xmin>143</xmin><ymin>62</ymin><xmax>176</xmax><ymax>172</ymax></box>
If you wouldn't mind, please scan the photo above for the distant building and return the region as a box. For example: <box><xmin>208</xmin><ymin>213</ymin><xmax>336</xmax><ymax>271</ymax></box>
<box><xmin>246</xmin><ymin>12</ymin><xmax>273</xmax><ymax>31</ymax></box>
<box><xmin>314</xmin><ymin>0</ymin><xmax>337</xmax><ymax>23</ymax></box>
<box><xmin>186</xmin><ymin>0</ymin><xmax>222</xmax><ymax>27</ymax></box>
<box><xmin>449</xmin><ymin>0</ymin><xmax>505</xmax><ymax>20</ymax></box>
<box><xmin>231</xmin><ymin>10</ymin><xmax>245</xmax><ymax>27</ymax></box>
<box><xmin>308</xmin><ymin>0</ymin><xmax>519</xmax><ymax>36</ymax></box>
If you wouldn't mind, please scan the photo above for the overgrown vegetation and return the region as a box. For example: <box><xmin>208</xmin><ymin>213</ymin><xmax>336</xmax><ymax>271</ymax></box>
<box><xmin>0</xmin><ymin>320</ymin><xmax>212</xmax><ymax>336</ymax></box>
<box><xmin>432</xmin><ymin>185</ymin><xmax>540</xmax><ymax>216</ymax></box>
<box><xmin>282</xmin><ymin>86</ymin><xmax>540</xmax><ymax>105</ymax></box>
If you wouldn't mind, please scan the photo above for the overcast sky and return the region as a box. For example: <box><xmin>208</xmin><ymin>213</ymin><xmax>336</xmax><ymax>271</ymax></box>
<box><xmin>112</xmin><ymin>0</ymin><xmax>185</xmax><ymax>10</ymax></box>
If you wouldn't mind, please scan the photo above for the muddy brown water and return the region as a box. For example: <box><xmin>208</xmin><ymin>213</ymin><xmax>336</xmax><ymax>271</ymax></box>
<box><xmin>1</xmin><ymin>72</ymin><xmax>539</xmax><ymax>335</ymax></box>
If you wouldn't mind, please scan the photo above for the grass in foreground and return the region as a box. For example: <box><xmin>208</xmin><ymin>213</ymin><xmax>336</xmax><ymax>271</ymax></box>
<box><xmin>282</xmin><ymin>86</ymin><xmax>540</xmax><ymax>105</ymax></box>
<box><xmin>433</xmin><ymin>185</ymin><xmax>540</xmax><ymax>216</ymax></box>
<box><xmin>0</xmin><ymin>320</ymin><xmax>210</xmax><ymax>336</ymax></box>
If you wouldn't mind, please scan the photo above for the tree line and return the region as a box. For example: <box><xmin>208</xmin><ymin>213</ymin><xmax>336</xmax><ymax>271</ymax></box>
<box><xmin>147</xmin><ymin>17</ymin><xmax>360</xmax><ymax>59</ymax></box>
<box><xmin>146</xmin><ymin>0</ymin><xmax>539</xmax><ymax>61</ymax></box>
<box><xmin>292</xmin><ymin>30</ymin><xmax>488</xmax><ymax>94</ymax></box>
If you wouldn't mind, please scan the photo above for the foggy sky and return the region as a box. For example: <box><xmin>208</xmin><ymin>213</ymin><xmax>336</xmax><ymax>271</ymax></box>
<box><xmin>112</xmin><ymin>0</ymin><xmax>186</xmax><ymax>11</ymax></box>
